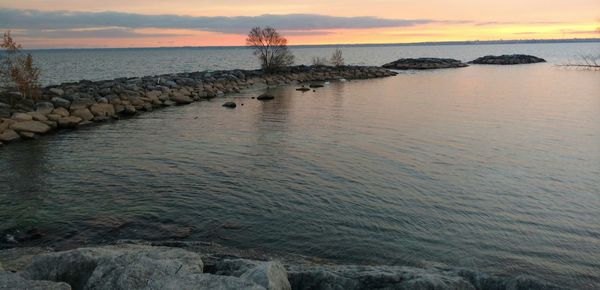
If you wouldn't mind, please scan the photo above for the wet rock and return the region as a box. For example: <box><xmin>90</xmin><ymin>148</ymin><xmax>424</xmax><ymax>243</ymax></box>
<box><xmin>0</xmin><ymin>272</ymin><xmax>71</xmax><ymax>290</ymax></box>
<box><xmin>309</xmin><ymin>83</ymin><xmax>324</xmax><ymax>88</ymax></box>
<box><xmin>57</xmin><ymin>116</ymin><xmax>82</xmax><ymax>128</ymax></box>
<box><xmin>382</xmin><ymin>58</ymin><xmax>468</xmax><ymax>70</ymax></box>
<box><xmin>213</xmin><ymin>259</ymin><xmax>291</xmax><ymax>290</ymax></box>
<box><xmin>10</xmin><ymin>121</ymin><xmax>51</xmax><ymax>134</ymax></box>
<box><xmin>257</xmin><ymin>94</ymin><xmax>275</xmax><ymax>101</ymax></box>
<box><xmin>0</xmin><ymin>129</ymin><xmax>20</xmax><ymax>142</ymax></box>
<box><xmin>469</xmin><ymin>54</ymin><xmax>546</xmax><ymax>65</ymax></box>
<box><xmin>223</xmin><ymin>102</ymin><xmax>237</xmax><ymax>108</ymax></box>
<box><xmin>27</xmin><ymin>112</ymin><xmax>48</xmax><ymax>122</ymax></box>
<box><xmin>71</xmin><ymin>108</ymin><xmax>94</xmax><ymax>122</ymax></box>
<box><xmin>296</xmin><ymin>87</ymin><xmax>311</xmax><ymax>92</ymax></box>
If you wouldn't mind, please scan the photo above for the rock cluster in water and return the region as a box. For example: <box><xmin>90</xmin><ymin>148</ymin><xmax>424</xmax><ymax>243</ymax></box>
<box><xmin>469</xmin><ymin>54</ymin><xmax>546</xmax><ymax>65</ymax></box>
<box><xmin>382</xmin><ymin>58</ymin><xmax>468</xmax><ymax>70</ymax></box>
<box><xmin>0</xmin><ymin>66</ymin><xmax>397</xmax><ymax>147</ymax></box>
<box><xmin>0</xmin><ymin>244</ymin><xmax>564</xmax><ymax>290</ymax></box>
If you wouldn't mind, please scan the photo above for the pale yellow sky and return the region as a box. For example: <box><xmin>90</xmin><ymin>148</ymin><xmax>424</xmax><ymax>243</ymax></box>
<box><xmin>0</xmin><ymin>0</ymin><xmax>598</xmax><ymax>48</ymax></box>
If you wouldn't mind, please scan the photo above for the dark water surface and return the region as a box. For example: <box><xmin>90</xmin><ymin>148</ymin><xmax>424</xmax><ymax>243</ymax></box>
<box><xmin>1</xmin><ymin>43</ymin><xmax>600</xmax><ymax>289</ymax></box>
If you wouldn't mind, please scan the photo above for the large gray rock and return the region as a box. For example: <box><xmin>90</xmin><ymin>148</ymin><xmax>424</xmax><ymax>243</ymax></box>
<box><xmin>287</xmin><ymin>265</ymin><xmax>475</xmax><ymax>290</ymax></box>
<box><xmin>57</xmin><ymin>116</ymin><xmax>82</xmax><ymax>128</ymax></box>
<box><xmin>469</xmin><ymin>54</ymin><xmax>546</xmax><ymax>65</ymax></box>
<box><xmin>0</xmin><ymin>272</ymin><xmax>71</xmax><ymax>290</ymax></box>
<box><xmin>51</xmin><ymin>97</ymin><xmax>71</xmax><ymax>109</ymax></box>
<box><xmin>383</xmin><ymin>58</ymin><xmax>468</xmax><ymax>70</ymax></box>
<box><xmin>10</xmin><ymin>121</ymin><xmax>52</xmax><ymax>134</ymax></box>
<box><xmin>48</xmin><ymin>88</ymin><xmax>65</xmax><ymax>97</ymax></box>
<box><xmin>35</xmin><ymin>102</ymin><xmax>54</xmax><ymax>115</ymax></box>
<box><xmin>22</xmin><ymin>245</ymin><xmax>266</xmax><ymax>290</ymax></box>
<box><xmin>70</xmin><ymin>98</ymin><xmax>94</xmax><ymax>110</ymax></box>
<box><xmin>214</xmin><ymin>259</ymin><xmax>291</xmax><ymax>290</ymax></box>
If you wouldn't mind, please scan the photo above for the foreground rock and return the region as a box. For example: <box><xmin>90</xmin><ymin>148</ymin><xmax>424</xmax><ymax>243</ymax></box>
<box><xmin>0</xmin><ymin>244</ymin><xmax>565</xmax><ymax>290</ymax></box>
<box><xmin>223</xmin><ymin>102</ymin><xmax>237</xmax><ymax>108</ymax></box>
<box><xmin>383</xmin><ymin>58</ymin><xmax>468</xmax><ymax>70</ymax></box>
<box><xmin>469</xmin><ymin>54</ymin><xmax>546</xmax><ymax>65</ymax></box>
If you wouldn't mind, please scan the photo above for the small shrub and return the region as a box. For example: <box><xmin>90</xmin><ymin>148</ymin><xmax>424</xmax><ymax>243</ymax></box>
<box><xmin>311</xmin><ymin>56</ymin><xmax>329</xmax><ymax>66</ymax></box>
<box><xmin>246</xmin><ymin>27</ymin><xmax>294</xmax><ymax>73</ymax></box>
<box><xmin>1</xmin><ymin>31</ymin><xmax>41</xmax><ymax>105</ymax></box>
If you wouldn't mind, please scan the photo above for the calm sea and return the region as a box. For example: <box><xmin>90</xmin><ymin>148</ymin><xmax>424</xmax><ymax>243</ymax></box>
<box><xmin>1</xmin><ymin>42</ymin><xmax>600</xmax><ymax>289</ymax></box>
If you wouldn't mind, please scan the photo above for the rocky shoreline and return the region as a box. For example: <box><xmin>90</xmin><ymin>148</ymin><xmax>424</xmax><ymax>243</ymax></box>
<box><xmin>0</xmin><ymin>241</ymin><xmax>564</xmax><ymax>290</ymax></box>
<box><xmin>0</xmin><ymin>65</ymin><xmax>397</xmax><ymax>147</ymax></box>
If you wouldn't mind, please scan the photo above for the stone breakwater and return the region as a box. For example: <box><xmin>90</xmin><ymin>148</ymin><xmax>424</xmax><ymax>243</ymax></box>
<box><xmin>0</xmin><ymin>66</ymin><xmax>397</xmax><ymax>147</ymax></box>
<box><xmin>0</xmin><ymin>243</ymin><xmax>565</xmax><ymax>290</ymax></box>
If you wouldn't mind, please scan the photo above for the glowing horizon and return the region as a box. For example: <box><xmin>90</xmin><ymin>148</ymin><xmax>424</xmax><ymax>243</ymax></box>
<box><xmin>0</xmin><ymin>0</ymin><xmax>598</xmax><ymax>48</ymax></box>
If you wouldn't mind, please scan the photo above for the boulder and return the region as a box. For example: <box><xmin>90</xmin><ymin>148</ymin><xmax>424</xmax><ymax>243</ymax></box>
<box><xmin>214</xmin><ymin>259</ymin><xmax>291</xmax><ymax>290</ymax></box>
<box><xmin>309</xmin><ymin>83</ymin><xmax>324</xmax><ymax>88</ymax></box>
<box><xmin>71</xmin><ymin>108</ymin><xmax>94</xmax><ymax>122</ymax></box>
<box><xmin>21</xmin><ymin>245</ymin><xmax>266</xmax><ymax>290</ymax></box>
<box><xmin>223</xmin><ymin>102</ymin><xmax>237</xmax><ymax>108</ymax></box>
<box><xmin>257</xmin><ymin>94</ymin><xmax>275</xmax><ymax>101</ymax></box>
<box><xmin>19</xmin><ymin>131</ymin><xmax>37</xmax><ymax>139</ymax></box>
<box><xmin>170</xmin><ymin>93</ymin><xmax>193</xmax><ymax>105</ymax></box>
<box><xmin>382</xmin><ymin>58</ymin><xmax>468</xmax><ymax>70</ymax></box>
<box><xmin>0</xmin><ymin>272</ymin><xmax>71</xmax><ymax>290</ymax></box>
<box><xmin>12</xmin><ymin>113</ymin><xmax>33</xmax><ymax>121</ymax></box>
<box><xmin>48</xmin><ymin>88</ymin><xmax>65</xmax><ymax>97</ymax></box>
<box><xmin>10</xmin><ymin>121</ymin><xmax>52</xmax><ymax>134</ymax></box>
<box><xmin>57</xmin><ymin>116</ymin><xmax>82</xmax><ymax>128</ymax></box>
<box><xmin>51</xmin><ymin>97</ymin><xmax>71</xmax><ymax>109</ymax></box>
<box><xmin>35</xmin><ymin>102</ymin><xmax>54</xmax><ymax>115</ymax></box>
<box><xmin>0</xmin><ymin>129</ymin><xmax>20</xmax><ymax>142</ymax></box>
<box><xmin>27</xmin><ymin>112</ymin><xmax>48</xmax><ymax>122</ymax></box>
<box><xmin>52</xmin><ymin>107</ymin><xmax>70</xmax><ymax>117</ymax></box>
<box><xmin>469</xmin><ymin>54</ymin><xmax>546</xmax><ymax>65</ymax></box>
<box><xmin>90</xmin><ymin>103</ymin><xmax>116</xmax><ymax>118</ymax></box>
<box><xmin>70</xmin><ymin>98</ymin><xmax>94</xmax><ymax>110</ymax></box>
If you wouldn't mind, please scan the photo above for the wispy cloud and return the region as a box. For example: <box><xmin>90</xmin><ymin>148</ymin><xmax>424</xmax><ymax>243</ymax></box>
<box><xmin>12</xmin><ymin>28</ymin><xmax>191</xmax><ymax>39</ymax></box>
<box><xmin>0</xmin><ymin>8</ymin><xmax>442</xmax><ymax>35</ymax></box>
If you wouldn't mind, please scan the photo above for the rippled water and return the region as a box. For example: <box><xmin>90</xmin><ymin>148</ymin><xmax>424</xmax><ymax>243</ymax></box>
<box><xmin>1</xmin><ymin>43</ymin><xmax>600</xmax><ymax>289</ymax></box>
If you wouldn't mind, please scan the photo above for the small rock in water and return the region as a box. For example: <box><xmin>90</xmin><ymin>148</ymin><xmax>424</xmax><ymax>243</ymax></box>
<box><xmin>309</xmin><ymin>83</ymin><xmax>324</xmax><ymax>88</ymax></box>
<box><xmin>257</xmin><ymin>94</ymin><xmax>275</xmax><ymax>101</ymax></box>
<box><xmin>296</xmin><ymin>87</ymin><xmax>311</xmax><ymax>92</ymax></box>
<box><xmin>222</xmin><ymin>101</ymin><xmax>237</xmax><ymax>108</ymax></box>
<box><xmin>469</xmin><ymin>54</ymin><xmax>546</xmax><ymax>65</ymax></box>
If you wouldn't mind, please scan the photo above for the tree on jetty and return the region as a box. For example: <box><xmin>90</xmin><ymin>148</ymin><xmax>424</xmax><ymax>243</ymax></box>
<box><xmin>330</xmin><ymin>48</ymin><xmax>345</xmax><ymax>67</ymax></box>
<box><xmin>1</xmin><ymin>31</ymin><xmax>41</xmax><ymax>106</ymax></box>
<box><xmin>246</xmin><ymin>27</ymin><xmax>294</xmax><ymax>72</ymax></box>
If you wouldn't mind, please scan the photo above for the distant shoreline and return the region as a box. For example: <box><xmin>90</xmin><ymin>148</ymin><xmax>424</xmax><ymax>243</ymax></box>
<box><xmin>24</xmin><ymin>38</ymin><xmax>600</xmax><ymax>51</ymax></box>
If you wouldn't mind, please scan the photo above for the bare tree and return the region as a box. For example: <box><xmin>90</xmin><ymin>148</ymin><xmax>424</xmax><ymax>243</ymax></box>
<box><xmin>246</xmin><ymin>27</ymin><xmax>294</xmax><ymax>73</ymax></box>
<box><xmin>330</xmin><ymin>48</ymin><xmax>344</xmax><ymax>67</ymax></box>
<box><xmin>1</xmin><ymin>31</ymin><xmax>41</xmax><ymax>105</ymax></box>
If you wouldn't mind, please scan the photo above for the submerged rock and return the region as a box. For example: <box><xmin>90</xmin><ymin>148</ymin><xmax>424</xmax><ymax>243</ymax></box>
<box><xmin>223</xmin><ymin>102</ymin><xmax>237</xmax><ymax>108</ymax></box>
<box><xmin>382</xmin><ymin>58</ymin><xmax>468</xmax><ymax>70</ymax></box>
<box><xmin>296</xmin><ymin>87</ymin><xmax>311</xmax><ymax>92</ymax></box>
<box><xmin>257</xmin><ymin>94</ymin><xmax>275</xmax><ymax>101</ymax></box>
<box><xmin>309</xmin><ymin>83</ymin><xmax>325</xmax><ymax>88</ymax></box>
<box><xmin>469</xmin><ymin>54</ymin><xmax>546</xmax><ymax>65</ymax></box>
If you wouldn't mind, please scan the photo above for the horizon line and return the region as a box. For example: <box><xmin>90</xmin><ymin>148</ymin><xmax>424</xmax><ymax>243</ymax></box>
<box><xmin>24</xmin><ymin>37</ymin><xmax>600</xmax><ymax>51</ymax></box>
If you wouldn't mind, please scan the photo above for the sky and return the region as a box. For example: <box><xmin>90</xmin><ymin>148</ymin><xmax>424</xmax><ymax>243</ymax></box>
<box><xmin>0</xmin><ymin>0</ymin><xmax>598</xmax><ymax>48</ymax></box>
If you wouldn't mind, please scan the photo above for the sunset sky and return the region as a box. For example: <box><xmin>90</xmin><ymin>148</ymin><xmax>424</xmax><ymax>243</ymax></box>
<box><xmin>0</xmin><ymin>0</ymin><xmax>598</xmax><ymax>48</ymax></box>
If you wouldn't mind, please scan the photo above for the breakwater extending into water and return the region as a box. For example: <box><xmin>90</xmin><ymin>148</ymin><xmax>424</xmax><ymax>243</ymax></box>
<box><xmin>0</xmin><ymin>66</ymin><xmax>397</xmax><ymax>146</ymax></box>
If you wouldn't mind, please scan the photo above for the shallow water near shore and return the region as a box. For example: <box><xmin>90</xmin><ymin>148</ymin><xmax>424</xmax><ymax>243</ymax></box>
<box><xmin>1</xmin><ymin>43</ymin><xmax>600</xmax><ymax>289</ymax></box>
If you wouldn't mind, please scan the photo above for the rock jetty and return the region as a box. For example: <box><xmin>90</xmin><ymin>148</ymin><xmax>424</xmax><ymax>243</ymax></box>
<box><xmin>382</xmin><ymin>58</ymin><xmax>468</xmax><ymax>70</ymax></box>
<box><xmin>469</xmin><ymin>54</ymin><xmax>546</xmax><ymax>65</ymax></box>
<box><xmin>0</xmin><ymin>66</ymin><xmax>397</xmax><ymax>147</ymax></box>
<box><xmin>0</xmin><ymin>243</ymin><xmax>564</xmax><ymax>290</ymax></box>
